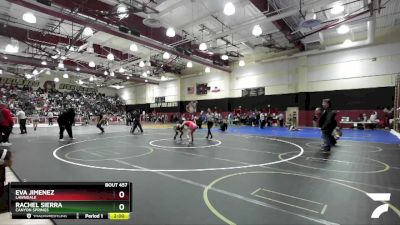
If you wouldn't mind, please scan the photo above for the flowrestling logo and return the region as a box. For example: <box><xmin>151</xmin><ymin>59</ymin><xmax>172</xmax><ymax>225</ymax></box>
<box><xmin>367</xmin><ymin>193</ymin><xmax>391</xmax><ymax>218</ymax></box>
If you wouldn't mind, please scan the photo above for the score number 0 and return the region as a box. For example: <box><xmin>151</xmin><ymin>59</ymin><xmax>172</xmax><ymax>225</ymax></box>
<box><xmin>118</xmin><ymin>191</ymin><xmax>126</xmax><ymax>211</ymax></box>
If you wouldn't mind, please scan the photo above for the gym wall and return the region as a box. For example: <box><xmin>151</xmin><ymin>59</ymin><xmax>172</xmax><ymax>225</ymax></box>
<box><xmin>122</xmin><ymin>42</ymin><xmax>399</xmax><ymax>126</ymax></box>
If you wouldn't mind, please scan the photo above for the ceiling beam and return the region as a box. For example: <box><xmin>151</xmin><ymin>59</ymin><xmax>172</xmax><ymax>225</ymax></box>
<box><xmin>0</xmin><ymin>54</ymin><xmax>159</xmax><ymax>85</ymax></box>
<box><xmin>0</xmin><ymin>24</ymin><xmax>139</xmax><ymax>62</ymax></box>
<box><xmin>9</xmin><ymin>0</ymin><xmax>231</xmax><ymax>72</ymax></box>
<box><xmin>203</xmin><ymin>0</ymin><xmax>336</xmax><ymax>43</ymax></box>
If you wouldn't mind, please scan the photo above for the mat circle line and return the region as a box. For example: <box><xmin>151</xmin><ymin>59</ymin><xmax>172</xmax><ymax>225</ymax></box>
<box><xmin>278</xmin><ymin>151</ymin><xmax>390</xmax><ymax>174</ymax></box>
<box><xmin>203</xmin><ymin>171</ymin><xmax>400</xmax><ymax>225</ymax></box>
<box><xmin>305</xmin><ymin>141</ymin><xmax>383</xmax><ymax>153</ymax></box>
<box><xmin>149</xmin><ymin>138</ymin><xmax>222</xmax><ymax>149</ymax></box>
<box><xmin>53</xmin><ymin>134</ymin><xmax>304</xmax><ymax>172</ymax></box>
<box><xmin>64</xmin><ymin>146</ymin><xmax>154</xmax><ymax>161</ymax></box>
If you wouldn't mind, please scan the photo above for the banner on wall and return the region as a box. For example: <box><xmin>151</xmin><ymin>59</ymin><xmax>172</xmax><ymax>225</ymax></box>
<box><xmin>242</xmin><ymin>87</ymin><xmax>265</xmax><ymax>97</ymax></box>
<box><xmin>58</xmin><ymin>83</ymin><xmax>97</xmax><ymax>93</ymax></box>
<box><xmin>211</xmin><ymin>86</ymin><xmax>221</xmax><ymax>92</ymax></box>
<box><xmin>187</xmin><ymin>87</ymin><xmax>194</xmax><ymax>95</ymax></box>
<box><xmin>150</xmin><ymin>102</ymin><xmax>178</xmax><ymax>108</ymax></box>
<box><xmin>155</xmin><ymin>96</ymin><xmax>165</xmax><ymax>103</ymax></box>
<box><xmin>0</xmin><ymin>77</ymin><xmax>39</xmax><ymax>87</ymax></box>
<box><xmin>196</xmin><ymin>83</ymin><xmax>210</xmax><ymax>95</ymax></box>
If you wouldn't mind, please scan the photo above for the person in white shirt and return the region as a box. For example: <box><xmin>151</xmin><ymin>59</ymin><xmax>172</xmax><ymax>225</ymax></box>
<box><xmin>31</xmin><ymin>110</ymin><xmax>40</xmax><ymax>131</ymax></box>
<box><xmin>16</xmin><ymin>108</ymin><xmax>27</xmax><ymax>134</ymax></box>
<box><xmin>47</xmin><ymin>110</ymin><xmax>54</xmax><ymax>126</ymax></box>
<box><xmin>369</xmin><ymin>111</ymin><xmax>378</xmax><ymax>129</ymax></box>
<box><xmin>259</xmin><ymin>113</ymin><xmax>265</xmax><ymax>128</ymax></box>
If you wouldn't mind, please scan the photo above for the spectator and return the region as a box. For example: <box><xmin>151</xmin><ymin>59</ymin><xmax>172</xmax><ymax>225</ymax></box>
<box><xmin>32</xmin><ymin>110</ymin><xmax>40</xmax><ymax>131</ymax></box>
<box><xmin>16</xmin><ymin>108</ymin><xmax>27</xmax><ymax>134</ymax></box>
<box><xmin>0</xmin><ymin>103</ymin><xmax>13</xmax><ymax>146</ymax></box>
<box><xmin>227</xmin><ymin>112</ymin><xmax>233</xmax><ymax>126</ymax></box>
<box><xmin>259</xmin><ymin>112</ymin><xmax>265</xmax><ymax>129</ymax></box>
<box><xmin>278</xmin><ymin>112</ymin><xmax>285</xmax><ymax>127</ymax></box>
<box><xmin>313</xmin><ymin>108</ymin><xmax>321</xmax><ymax>127</ymax></box>
<box><xmin>47</xmin><ymin>110</ymin><xmax>54</xmax><ymax>126</ymax></box>
<box><xmin>369</xmin><ymin>111</ymin><xmax>378</xmax><ymax>130</ymax></box>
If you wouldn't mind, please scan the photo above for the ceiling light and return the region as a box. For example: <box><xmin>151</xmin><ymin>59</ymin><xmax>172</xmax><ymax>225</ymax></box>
<box><xmin>146</xmin><ymin>61</ymin><xmax>151</xmax><ymax>67</ymax></box>
<box><xmin>0</xmin><ymin>69</ymin><xmax>2</xmax><ymax>74</ymax></box>
<box><xmin>89</xmin><ymin>61</ymin><xmax>95</xmax><ymax>67</ymax></box>
<box><xmin>63</xmin><ymin>73</ymin><xmax>69</xmax><ymax>78</ymax></box>
<box><xmin>205</xmin><ymin>67</ymin><xmax>210</xmax><ymax>73</ymax></box>
<box><xmin>127</xmin><ymin>76</ymin><xmax>130</xmax><ymax>80</ymax></box>
<box><xmin>117</xmin><ymin>4</ymin><xmax>129</xmax><ymax>19</ymax></box>
<box><xmin>331</xmin><ymin>3</ymin><xmax>344</xmax><ymax>15</ymax></box>
<box><xmin>142</xmin><ymin>72</ymin><xmax>147</xmax><ymax>77</ymax></box>
<box><xmin>145</xmin><ymin>79</ymin><xmax>148</xmax><ymax>82</ymax></box>
<box><xmin>5</xmin><ymin>44</ymin><xmax>18</xmax><ymax>53</ymax></box>
<box><xmin>166</xmin><ymin>27</ymin><xmax>176</xmax><ymax>37</ymax></box>
<box><xmin>107</xmin><ymin>53</ymin><xmax>114</xmax><ymax>61</ymax></box>
<box><xmin>119</xmin><ymin>67</ymin><xmax>125</xmax><ymax>73</ymax></box>
<box><xmin>45</xmin><ymin>70</ymin><xmax>51</xmax><ymax>75</ymax></box>
<box><xmin>337</xmin><ymin>24</ymin><xmax>350</xmax><ymax>34</ymax></box>
<box><xmin>239</xmin><ymin>60</ymin><xmax>245</xmax><ymax>67</ymax></box>
<box><xmin>224</xmin><ymin>2</ymin><xmax>235</xmax><ymax>16</ymax></box>
<box><xmin>32</xmin><ymin>69</ymin><xmax>39</xmax><ymax>75</ymax></box>
<box><xmin>252</xmin><ymin>25</ymin><xmax>262</xmax><ymax>36</ymax></box>
<box><xmin>22</xmin><ymin>12</ymin><xmax>36</xmax><ymax>24</ymax></box>
<box><xmin>199</xmin><ymin>42</ymin><xmax>207</xmax><ymax>51</ymax></box>
<box><xmin>25</xmin><ymin>74</ymin><xmax>32</xmax><ymax>79</ymax></box>
<box><xmin>89</xmin><ymin>76</ymin><xmax>94</xmax><ymax>82</ymax></box>
<box><xmin>130</xmin><ymin>43</ymin><xmax>138</xmax><ymax>52</ymax></box>
<box><xmin>54</xmin><ymin>77</ymin><xmax>59</xmax><ymax>82</ymax></box>
<box><xmin>110</xmin><ymin>85</ymin><xmax>124</xmax><ymax>89</ymax></box>
<box><xmin>187</xmin><ymin>61</ymin><xmax>193</xmax><ymax>68</ymax></box>
<box><xmin>41</xmin><ymin>60</ymin><xmax>47</xmax><ymax>65</ymax></box>
<box><xmin>3</xmin><ymin>56</ymin><xmax>7</xmax><ymax>59</ymax></box>
<box><xmin>342</xmin><ymin>39</ymin><xmax>353</xmax><ymax>47</ymax></box>
<box><xmin>221</xmin><ymin>54</ymin><xmax>229</xmax><ymax>60</ymax></box>
<box><xmin>110</xmin><ymin>71</ymin><xmax>115</xmax><ymax>77</ymax></box>
<box><xmin>163</xmin><ymin>52</ymin><xmax>170</xmax><ymax>60</ymax></box>
<box><xmin>83</xmin><ymin>27</ymin><xmax>94</xmax><ymax>37</ymax></box>
<box><xmin>76</xmin><ymin>67</ymin><xmax>80</xmax><ymax>71</ymax></box>
<box><xmin>58</xmin><ymin>61</ymin><xmax>64</xmax><ymax>68</ymax></box>
<box><xmin>104</xmin><ymin>70</ymin><xmax>108</xmax><ymax>75</ymax></box>
<box><xmin>139</xmin><ymin>61</ymin><xmax>145</xmax><ymax>67</ymax></box>
<box><xmin>161</xmin><ymin>76</ymin><xmax>167</xmax><ymax>81</ymax></box>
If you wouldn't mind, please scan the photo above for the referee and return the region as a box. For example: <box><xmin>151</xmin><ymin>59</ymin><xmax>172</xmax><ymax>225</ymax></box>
<box><xmin>131</xmin><ymin>110</ymin><xmax>143</xmax><ymax>134</ymax></box>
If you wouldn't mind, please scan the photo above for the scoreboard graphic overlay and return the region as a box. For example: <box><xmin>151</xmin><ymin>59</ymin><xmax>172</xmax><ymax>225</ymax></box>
<box><xmin>9</xmin><ymin>182</ymin><xmax>132</xmax><ymax>220</ymax></box>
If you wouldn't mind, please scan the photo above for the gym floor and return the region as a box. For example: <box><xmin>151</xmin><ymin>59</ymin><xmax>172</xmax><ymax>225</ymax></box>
<box><xmin>6</xmin><ymin>125</ymin><xmax>400</xmax><ymax>225</ymax></box>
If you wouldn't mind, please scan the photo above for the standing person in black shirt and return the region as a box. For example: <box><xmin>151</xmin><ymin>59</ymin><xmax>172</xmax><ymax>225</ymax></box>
<box><xmin>318</xmin><ymin>99</ymin><xmax>337</xmax><ymax>152</ymax></box>
<box><xmin>131</xmin><ymin>110</ymin><xmax>143</xmax><ymax>134</ymax></box>
<box><xmin>97</xmin><ymin>113</ymin><xmax>105</xmax><ymax>134</ymax></box>
<box><xmin>57</xmin><ymin>108</ymin><xmax>75</xmax><ymax>141</ymax></box>
<box><xmin>205</xmin><ymin>108</ymin><xmax>214</xmax><ymax>140</ymax></box>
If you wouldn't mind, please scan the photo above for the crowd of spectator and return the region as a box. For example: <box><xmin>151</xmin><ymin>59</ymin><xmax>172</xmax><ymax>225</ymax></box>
<box><xmin>0</xmin><ymin>85</ymin><xmax>125</xmax><ymax>119</ymax></box>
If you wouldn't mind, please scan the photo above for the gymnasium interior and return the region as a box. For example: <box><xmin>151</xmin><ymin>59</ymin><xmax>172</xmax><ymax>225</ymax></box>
<box><xmin>0</xmin><ymin>0</ymin><xmax>399</xmax><ymax>224</ymax></box>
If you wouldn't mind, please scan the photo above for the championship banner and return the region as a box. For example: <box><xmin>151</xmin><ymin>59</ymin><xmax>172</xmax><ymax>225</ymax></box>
<box><xmin>242</xmin><ymin>87</ymin><xmax>265</xmax><ymax>97</ymax></box>
<box><xmin>58</xmin><ymin>83</ymin><xmax>97</xmax><ymax>93</ymax></box>
<box><xmin>0</xmin><ymin>77</ymin><xmax>40</xmax><ymax>87</ymax></box>
<box><xmin>150</xmin><ymin>102</ymin><xmax>178</xmax><ymax>108</ymax></box>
